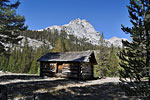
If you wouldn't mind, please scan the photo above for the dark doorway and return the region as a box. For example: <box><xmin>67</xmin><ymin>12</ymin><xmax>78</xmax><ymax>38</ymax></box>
<box><xmin>57</xmin><ymin>62</ymin><xmax>63</xmax><ymax>73</ymax></box>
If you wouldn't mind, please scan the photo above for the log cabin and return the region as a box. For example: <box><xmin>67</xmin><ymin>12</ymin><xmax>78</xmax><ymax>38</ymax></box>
<box><xmin>37</xmin><ymin>51</ymin><xmax>97</xmax><ymax>80</ymax></box>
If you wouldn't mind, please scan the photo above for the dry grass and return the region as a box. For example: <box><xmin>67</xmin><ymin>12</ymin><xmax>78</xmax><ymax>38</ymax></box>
<box><xmin>0</xmin><ymin>75</ymin><xmax>131</xmax><ymax>100</ymax></box>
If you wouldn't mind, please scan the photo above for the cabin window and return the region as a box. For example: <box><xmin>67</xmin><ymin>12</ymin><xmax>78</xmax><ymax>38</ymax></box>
<box><xmin>50</xmin><ymin>63</ymin><xmax>55</xmax><ymax>72</ymax></box>
<box><xmin>43</xmin><ymin>63</ymin><xmax>49</xmax><ymax>68</ymax></box>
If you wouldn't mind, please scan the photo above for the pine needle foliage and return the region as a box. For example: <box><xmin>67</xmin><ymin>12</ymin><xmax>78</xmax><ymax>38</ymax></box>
<box><xmin>119</xmin><ymin>0</ymin><xmax>150</xmax><ymax>98</ymax></box>
<box><xmin>0</xmin><ymin>0</ymin><xmax>27</xmax><ymax>55</ymax></box>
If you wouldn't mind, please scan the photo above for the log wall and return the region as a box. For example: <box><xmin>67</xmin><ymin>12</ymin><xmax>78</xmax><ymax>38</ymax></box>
<box><xmin>0</xmin><ymin>85</ymin><xmax>7</xmax><ymax>100</ymax></box>
<box><xmin>81</xmin><ymin>63</ymin><xmax>93</xmax><ymax>80</ymax></box>
<box><xmin>61</xmin><ymin>63</ymin><xmax>80</xmax><ymax>79</ymax></box>
<box><xmin>40</xmin><ymin>62</ymin><xmax>93</xmax><ymax>80</ymax></box>
<box><xmin>40</xmin><ymin>62</ymin><xmax>56</xmax><ymax>77</ymax></box>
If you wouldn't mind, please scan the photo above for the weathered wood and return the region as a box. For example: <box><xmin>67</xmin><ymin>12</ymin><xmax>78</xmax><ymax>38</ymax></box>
<box><xmin>38</xmin><ymin>51</ymin><xmax>97</xmax><ymax>80</ymax></box>
<box><xmin>40</xmin><ymin>62</ymin><xmax>57</xmax><ymax>77</ymax></box>
<box><xmin>55</xmin><ymin>73</ymin><xmax>67</xmax><ymax>78</ymax></box>
<box><xmin>80</xmin><ymin>63</ymin><xmax>93</xmax><ymax>79</ymax></box>
<box><xmin>40</xmin><ymin>61</ymin><xmax>93</xmax><ymax>79</ymax></box>
<box><xmin>0</xmin><ymin>85</ymin><xmax>7</xmax><ymax>100</ymax></box>
<box><xmin>63</xmin><ymin>64</ymin><xmax>70</xmax><ymax>67</ymax></box>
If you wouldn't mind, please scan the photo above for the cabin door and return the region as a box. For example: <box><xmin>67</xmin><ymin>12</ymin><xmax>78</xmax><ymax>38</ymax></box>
<box><xmin>57</xmin><ymin>63</ymin><xmax>63</xmax><ymax>73</ymax></box>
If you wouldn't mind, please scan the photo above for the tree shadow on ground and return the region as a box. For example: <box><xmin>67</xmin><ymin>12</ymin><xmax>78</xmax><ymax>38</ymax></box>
<box><xmin>0</xmin><ymin>74</ymin><xmax>41</xmax><ymax>82</ymax></box>
<box><xmin>6</xmin><ymin>78</ymin><xmax>130</xmax><ymax>100</ymax></box>
<box><xmin>7</xmin><ymin>78</ymin><xmax>81</xmax><ymax>99</ymax></box>
<box><xmin>34</xmin><ymin>82</ymin><xmax>128</xmax><ymax>100</ymax></box>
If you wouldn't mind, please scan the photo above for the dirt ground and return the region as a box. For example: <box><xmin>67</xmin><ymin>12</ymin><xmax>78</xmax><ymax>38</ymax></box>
<box><xmin>0</xmin><ymin>75</ymin><xmax>131</xmax><ymax>100</ymax></box>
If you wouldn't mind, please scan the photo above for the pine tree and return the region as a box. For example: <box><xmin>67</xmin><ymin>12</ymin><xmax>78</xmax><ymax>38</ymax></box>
<box><xmin>119</xmin><ymin>0</ymin><xmax>150</xmax><ymax>98</ymax></box>
<box><xmin>7</xmin><ymin>49</ymin><xmax>16</xmax><ymax>72</ymax></box>
<box><xmin>18</xmin><ymin>38</ymin><xmax>32</xmax><ymax>73</ymax></box>
<box><xmin>15</xmin><ymin>48</ymin><xmax>22</xmax><ymax>73</ymax></box>
<box><xmin>99</xmin><ymin>32</ymin><xmax>105</xmax><ymax>45</ymax></box>
<box><xmin>94</xmin><ymin>33</ymin><xmax>110</xmax><ymax>78</ymax></box>
<box><xmin>0</xmin><ymin>0</ymin><xmax>27</xmax><ymax>55</ymax></box>
<box><xmin>52</xmin><ymin>37</ymin><xmax>66</xmax><ymax>52</ymax></box>
<box><xmin>108</xmin><ymin>44</ymin><xmax>120</xmax><ymax>76</ymax></box>
<box><xmin>29</xmin><ymin>48</ymin><xmax>41</xmax><ymax>74</ymax></box>
<box><xmin>0</xmin><ymin>54</ymin><xmax>8</xmax><ymax>71</ymax></box>
<box><xmin>64</xmin><ymin>39</ymin><xmax>71</xmax><ymax>52</ymax></box>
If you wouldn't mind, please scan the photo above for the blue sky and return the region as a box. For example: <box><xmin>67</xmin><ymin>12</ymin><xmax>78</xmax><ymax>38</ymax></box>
<box><xmin>16</xmin><ymin>0</ymin><xmax>131</xmax><ymax>39</ymax></box>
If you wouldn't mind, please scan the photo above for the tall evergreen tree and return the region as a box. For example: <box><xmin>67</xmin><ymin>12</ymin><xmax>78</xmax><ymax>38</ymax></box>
<box><xmin>108</xmin><ymin>44</ymin><xmax>120</xmax><ymax>77</ymax></box>
<box><xmin>119</xmin><ymin>0</ymin><xmax>150</xmax><ymax>98</ymax></box>
<box><xmin>94</xmin><ymin>33</ymin><xmax>110</xmax><ymax>78</ymax></box>
<box><xmin>0</xmin><ymin>0</ymin><xmax>27</xmax><ymax>54</ymax></box>
<box><xmin>52</xmin><ymin>37</ymin><xmax>66</xmax><ymax>52</ymax></box>
<box><xmin>29</xmin><ymin>48</ymin><xmax>41</xmax><ymax>74</ymax></box>
<box><xmin>64</xmin><ymin>39</ymin><xmax>71</xmax><ymax>52</ymax></box>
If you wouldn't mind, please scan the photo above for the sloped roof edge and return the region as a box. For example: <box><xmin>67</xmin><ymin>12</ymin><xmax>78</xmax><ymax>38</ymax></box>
<box><xmin>37</xmin><ymin>50</ymin><xmax>97</xmax><ymax>64</ymax></box>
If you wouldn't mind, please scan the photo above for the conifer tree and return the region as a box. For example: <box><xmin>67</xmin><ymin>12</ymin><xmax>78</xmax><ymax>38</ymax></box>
<box><xmin>65</xmin><ymin>39</ymin><xmax>71</xmax><ymax>52</ymax></box>
<box><xmin>108</xmin><ymin>44</ymin><xmax>120</xmax><ymax>76</ymax></box>
<box><xmin>0</xmin><ymin>0</ymin><xmax>27</xmax><ymax>54</ymax></box>
<box><xmin>119</xmin><ymin>0</ymin><xmax>150</xmax><ymax>98</ymax></box>
<box><xmin>7</xmin><ymin>50</ymin><xmax>16</xmax><ymax>72</ymax></box>
<box><xmin>94</xmin><ymin>33</ymin><xmax>110</xmax><ymax>78</ymax></box>
<box><xmin>29</xmin><ymin>48</ymin><xmax>41</xmax><ymax>74</ymax></box>
<box><xmin>15</xmin><ymin>48</ymin><xmax>22</xmax><ymax>72</ymax></box>
<box><xmin>0</xmin><ymin>54</ymin><xmax>8</xmax><ymax>71</ymax></box>
<box><xmin>52</xmin><ymin>37</ymin><xmax>66</xmax><ymax>52</ymax></box>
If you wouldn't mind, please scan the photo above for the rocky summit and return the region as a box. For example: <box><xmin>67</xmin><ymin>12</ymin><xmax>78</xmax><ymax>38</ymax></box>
<box><xmin>39</xmin><ymin>18</ymin><xmax>128</xmax><ymax>47</ymax></box>
<box><xmin>44</xmin><ymin>18</ymin><xmax>101</xmax><ymax>45</ymax></box>
<box><xmin>105</xmin><ymin>37</ymin><xmax>128</xmax><ymax>47</ymax></box>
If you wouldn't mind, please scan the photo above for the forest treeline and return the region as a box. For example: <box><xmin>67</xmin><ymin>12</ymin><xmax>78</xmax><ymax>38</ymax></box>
<box><xmin>0</xmin><ymin>0</ymin><xmax>120</xmax><ymax>77</ymax></box>
<box><xmin>1</xmin><ymin>0</ymin><xmax>150</xmax><ymax>98</ymax></box>
<box><xmin>0</xmin><ymin>29</ymin><xmax>121</xmax><ymax>77</ymax></box>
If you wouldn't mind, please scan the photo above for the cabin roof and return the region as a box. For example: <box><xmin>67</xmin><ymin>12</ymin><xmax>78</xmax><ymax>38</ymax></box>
<box><xmin>37</xmin><ymin>51</ymin><xmax>97</xmax><ymax>64</ymax></box>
